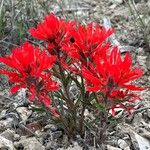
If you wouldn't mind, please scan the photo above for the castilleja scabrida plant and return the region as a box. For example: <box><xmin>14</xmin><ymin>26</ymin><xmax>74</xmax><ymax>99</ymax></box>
<box><xmin>0</xmin><ymin>12</ymin><xmax>145</xmax><ymax>145</ymax></box>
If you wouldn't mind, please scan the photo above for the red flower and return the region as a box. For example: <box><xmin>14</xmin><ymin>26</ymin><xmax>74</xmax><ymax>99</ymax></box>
<box><xmin>109</xmin><ymin>89</ymin><xmax>140</xmax><ymax>102</ymax></box>
<box><xmin>82</xmin><ymin>46</ymin><xmax>144</xmax><ymax>93</ymax></box>
<box><xmin>109</xmin><ymin>89</ymin><xmax>141</xmax><ymax>116</ymax></box>
<box><xmin>62</xmin><ymin>23</ymin><xmax>114</xmax><ymax>62</ymax></box>
<box><xmin>29</xmin><ymin>12</ymin><xmax>75</xmax><ymax>53</ymax></box>
<box><xmin>0</xmin><ymin>42</ymin><xmax>59</xmax><ymax>107</ymax></box>
<box><xmin>82</xmin><ymin>46</ymin><xmax>144</xmax><ymax>116</ymax></box>
<box><xmin>110</xmin><ymin>104</ymin><xmax>135</xmax><ymax>117</ymax></box>
<box><xmin>29</xmin><ymin>82</ymin><xmax>60</xmax><ymax>117</ymax></box>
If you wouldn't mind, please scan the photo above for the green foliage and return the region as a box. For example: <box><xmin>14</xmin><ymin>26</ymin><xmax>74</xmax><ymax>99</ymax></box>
<box><xmin>0</xmin><ymin>12</ymin><xmax>6</xmax><ymax>37</ymax></box>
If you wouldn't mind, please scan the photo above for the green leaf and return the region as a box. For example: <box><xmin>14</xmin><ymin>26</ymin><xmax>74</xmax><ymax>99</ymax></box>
<box><xmin>0</xmin><ymin>12</ymin><xmax>6</xmax><ymax>36</ymax></box>
<box><xmin>32</xmin><ymin>106</ymin><xmax>46</xmax><ymax>113</ymax></box>
<box><xmin>94</xmin><ymin>102</ymin><xmax>106</xmax><ymax>111</ymax></box>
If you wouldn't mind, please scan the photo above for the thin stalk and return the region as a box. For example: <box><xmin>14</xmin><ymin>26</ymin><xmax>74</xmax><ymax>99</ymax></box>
<box><xmin>124</xmin><ymin>0</ymin><xmax>150</xmax><ymax>49</ymax></box>
<box><xmin>123</xmin><ymin>0</ymin><xmax>141</xmax><ymax>36</ymax></box>
<box><xmin>56</xmin><ymin>52</ymin><xmax>78</xmax><ymax>136</ymax></box>
<box><xmin>49</xmin><ymin>93</ymin><xmax>71</xmax><ymax>135</ymax></box>
<box><xmin>10</xmin><ymin>0</ymin><xmax>15</xmax><ymax>28</ymax></box>
<box><xmin>0</xmin><ymin>0</ymin><xmax>4</xmax><ymax>16</ymax></box>
<box><xmin>97</xmin><ymin>91</ymin><xmax>110</xmax><ymax>144</ymax></box>
<box><xmin>57</xmin><ymin>61</ymin><xmax>75</xmax><ymax>111</ymax></box>
<box><xmin>52</xmin><ymin>46</ymin><xmax>75</xmax><ymax>112</ymax></box>
<box><xmin>79</xmin><ymin>76</ymin><xmax>88</xmax><ymax>136</ymax></box>
<box><xmin>131</xmin><ymin>0</ymin><xmax>146</xmax><ymax>28</ymax></box>
<box><xmin>79</xmin><ymin>104</ymin><xmax>86</xmax><ymax>137</ymax></box>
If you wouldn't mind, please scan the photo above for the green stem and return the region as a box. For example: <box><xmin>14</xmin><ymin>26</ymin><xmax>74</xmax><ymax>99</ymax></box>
<box><xmin>78</xmin><ymin>76</ymin><xmax>89</xmax><ymax>136</ymax></box>
<box><xmin>56</xmin><ymin>51</ymin><xmax>78</xmax><ymax>136</ymax></box>
<box><xmin>57</xmin><ymin>61</ymin><xmax>75</xmax><ymax>112</ymax></box>
<box><xmin>79</xmin><ymin>105</ymin><xmax>86</xmax><ymax>137</ymax></box>
<box><xmin>97</xmin><ymin>90</ymin><xmax>110</xmax><ymax>144</ymax></box>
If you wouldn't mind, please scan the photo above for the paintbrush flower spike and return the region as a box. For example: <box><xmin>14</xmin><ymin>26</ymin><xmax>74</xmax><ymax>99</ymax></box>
<box><xmin>0</xmin><ymin>42</ymin><xmax>59</xmax><ymax>110</ymax></box>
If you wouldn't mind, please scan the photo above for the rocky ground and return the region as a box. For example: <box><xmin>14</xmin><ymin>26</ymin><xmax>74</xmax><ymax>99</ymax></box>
<box><xmin>0</xmin><ymin>0</ymin><xmax>150</xmax><ymax>149</ymax></box>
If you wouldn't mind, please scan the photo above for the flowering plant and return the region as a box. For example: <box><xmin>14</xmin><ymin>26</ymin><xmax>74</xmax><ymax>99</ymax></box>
<box><xmin>0</xmin><ymin>12</ymin><xmax>144</xmax><ymax>145</ymax></box>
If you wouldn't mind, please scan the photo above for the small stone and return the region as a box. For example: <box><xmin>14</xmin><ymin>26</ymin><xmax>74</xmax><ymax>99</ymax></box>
<box><xmin>14</xmin><ymin>141</ymin><xmax>24</xmax><ymax>149</ymax></box>
<box><xmin>107</xmin><ymin>145</ymin><xmax>122</xmax><ymax>150</ymax></box>
<box><xmin>137</xmin><ymin>56</ymin><xmax>147</xmax><ymax>72</ymax></box>
<box><xmin>14</xmin><ymin>134</ymin><xmax>20</xmax><ymax>141</ymax></box>
<box><xmin>137</xmin><ymin>56</ymin><xmax>147</xmax><ymax>65</ymax></box>
<box><xmin>61</xmin><ymin>135</ymin><xmax>69</xmax><ymax>146</ymax></box>
<box><xmin>58</xmin><ymin>142</ymin><xmax>82</xmax><ymax>150</ymax></box>
<box><xmin>124</xmin><ymin>147</ymin><xmax>131</xmax><ymax>150</ymax></box>
<box><xmin>0</xmin><ymin>129</ymin><xmax>15</xmax><ymax>141</ymax></box>
<box><xmin>16</xmin><ymin>137</ymin><xmax>45</xmax><ymax>150</ymax></box>
<box><xmin>44</xmin><ymin>124</ymin><xmax>58</xmax><ymax>131</ymax></box>
<box><xmin>110</xmin><ymin>4</ymin><xmax>117</xmax><ymax>9</ymax></box>
<box><xmin>51</xmin><ymin>131</ymin><xmax>62</xmax><ymax>139</ymax></box>
<box><xmin>46</xmin><ymin>141</ymin><xmax>59</xmax><ymax>150</ymax></box>
<box><xmin>0</xmin><ymin>136</ymin><xmax>15</xmax><ymax>150</ymax></box>
<box><xmin>110</xmin><ymin>0</ymin><xmax>123</xmax><ymax>4</ymax></box>
<box><xmin>118</xmin><ymin>139</ymin><xmax>129</xmax><ymax>149</ymax></box>
<box><xmin>0</xmin><ymin>118</ymin><xmax>13</xmax><ymax>132</ymax></box>
<box><xmin>132</xmin><ymin>113</ymin><xmax>142</xmax><ymax>127</ymax></box>
<box><xmin>136</xmin><ymin>3</ymin><xmax>150</xmax><ymax>15</ymax></box>
<box><xmin>129</xmin><ymin>130</ymin><xmax>150</xmax><ymax>150</ymax></box>
<box><xmin>16</xmin><ymin>107</ymin><xmax>32</xmax><ymax>121</ymax></box>
<box><xmin>0</xmin><ymin>109</ymin><xmax>7</xmax><ymax>116</ymax></box>
<box><xmin>147</xmin><ymin>109</ymin><xmax>150</xmax><ymax>118</ymax></box>
<box><xmin>35</xmin><ymin>130</ymin><xmax>42</xmax><ymax>136</ymax></box>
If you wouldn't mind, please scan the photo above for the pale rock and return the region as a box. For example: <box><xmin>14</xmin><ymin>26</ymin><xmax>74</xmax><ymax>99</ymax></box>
<box><xmin>132</xmin><ymin>113</ymin><xmax>142</xmax><ymax>127</ymax></box>
<box><xmin>0</xmin><ymin>129</ymin><xmax>15</xmax><ymax>141</ymax></box>
<box><xmin>13</xmin><ymin>88</ymin><xmax>27</xmax><ymax>107</ymax></box>
<box><xmin>124</xmin><ymin>147</ymin><xmax>131</xmax><ymax>150</ymax></box>
<box><xmin>147</xmin><ymin>109</ymin><xmax>150</xmax><ymax>118</ymax></box>
<box><xmin>15</xmin><ymin>137</ymin><xmax>45</xmax><ymax>150</ymax></box>
<box><xmin>107</xmin><ymin>145</ymin><xmax>122</xmax><ymax>150</ymax></box>
<box><xmin>45</xmin><ymin>141</ymin><xmax>59</xmax><ymax>150</ymax></box>
<box><xmin>51</xmin><ymin>131</ymin><xmax>62</xmax><ymax>139</ymax></box>
<box><xmin>110</xmin><ymin>0</ymin><xmax>123</xmax><ymax>4</ymax></box>
<box><xmin>0</xmin><ymin>136</ymin><xmax>15</xmax><ymax>150</ymax></box>
<box><xmin>16</xmin><ymin>107</ymin><xmax>32</xmax><ymax>121</ymax></box>
<box><xmin>118</xmin><ymin>139</ymin><xmax>129</xmax><ymax>149</ymax></box>
<box><xmin>44</xmin><ymin>124</ymin><xmax>58</xmax><ymax>131</ymax></box>
<box><xmin>136</xmin><ymin>3</ymin><xmax>150</xmax><ymax>15</ymax></box>
<box><xmin>129</xmin><ymin>130</ymin><xmax>150</xmax><ymax>150</ymax></box>
<box><xmin>0</xmin><ymin>118</ymin><xmax>13</xmax><ymax>132</ymax></box>
<box><xmin>110</xmin><ymin>4</ymin><xmax>117</xmax><ymax>9</ymax></box>
<box><xmin>139</xmin><ymin>128</ymin><xmax>150</xmax><ymax>140</ymax></box>
<box><xmin>58</xmin><ymin>142</ymin><xmax>82</xmax><ymax>150</ymax></box>
<box><xmin>137</xmin><ymin>56</ymin><xmax>147</xmax><ymax>65</ymax></box>
<box><xmin>14</xmin><ymin>134</ymin><xmax>20</xmax><ymax>141</ymax></box>
<box><xmin>137</xmin><ymin>56</ymin><xmax>147</xmax><ymax>72</ymax></box>
<box><xmin>0</xmin><ymin>109</ymin><xmax>7</xmax><ymax>116</ymax></box>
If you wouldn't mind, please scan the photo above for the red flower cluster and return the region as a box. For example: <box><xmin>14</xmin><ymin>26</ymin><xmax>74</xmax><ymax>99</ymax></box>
<box><xmin>29</xmin><ymin>13</ymin><xmax>75</xmax><ymax>54</ymax></box>
<box><xmin>83</xmin><ymin>47</ymin><xmax>144</xmax><ymax>92</ymax></box>
<box><xmin>0</xmin><ymin>12</ymin><xmax>144</xmax><ymax>117</ymax></box>
<box><xmin>82</xmin><ymin>46</ymin><xmax>144</xmax><ymax>115</ymax></box>
<box><xmin>0</xmin><ymin>42</ymin><xmax>59</xmax><ymax>115</ymax></box>
<box><xmin>29</xmin><ymin>14</ymin><xmax>114</xmax><ymax>72</ymax></box>
<box><xmin>62</xmin><ymin>23</ymin><xmax>114</xmax><ymax>63</ymax></box>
